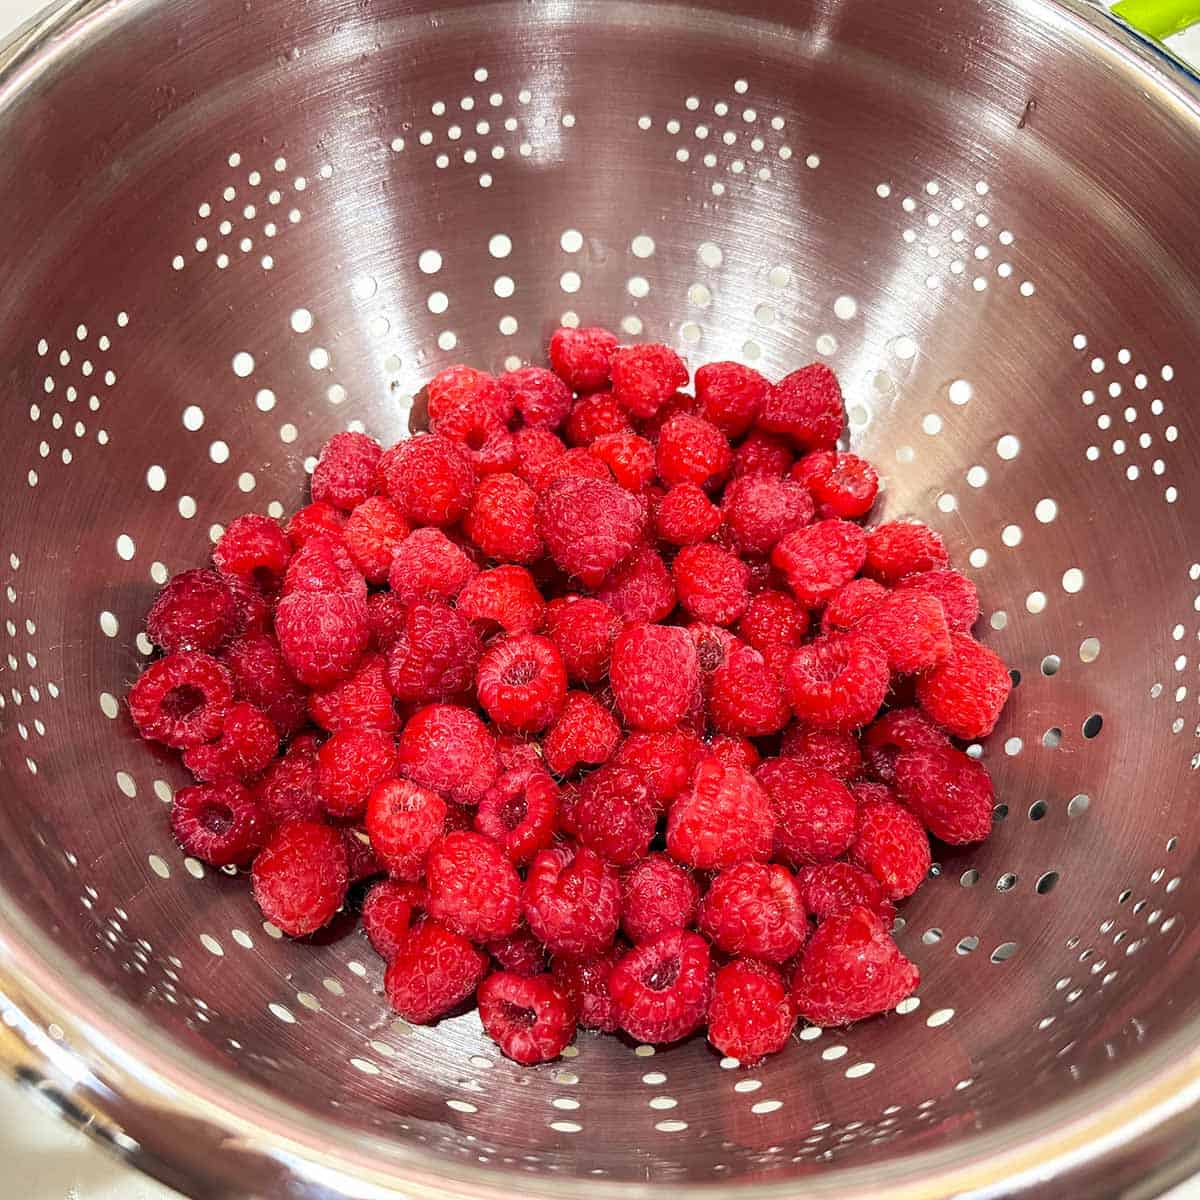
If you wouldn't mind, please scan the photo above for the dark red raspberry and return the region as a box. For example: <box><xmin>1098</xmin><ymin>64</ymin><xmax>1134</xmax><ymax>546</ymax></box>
<box><xmin>732</xmin><ymin>430</ymin><xmax>794</xmax><ymax>479</ymax></box>
<box><xmin>552</xmin><ymin>946</ymin><xmax>622</xmax><ymax>1031</ymax></box>
<box><xmin>699</xmin><ymin>862</ymin><xmax>806</xmax><ymax>964</ymax></box>
<box><xmin>486</xmin><ymin>927</ymin><xmax>549</xmax><ymax>976</ymax></box>
<box><xmin>146</xmin><ymin>568</ymin><xmax>238</xmax><ymax>654</ymax></box>
<box><xmin>564</xmin><ymin>391</ymin><xmax>632</xmax><ymax>447</ymax></box>
<box><xmin>255</xmin><ymin>734</ymin><xmax>324</xmax><ymax>826</ymax></box>
<box><xmin>688</xmin><ymin>622</ymin><xmax>738</xmax><ymax>678</ymax></box>
<box><xmin>309</xmin><ymin>653</ymin><xmax>397</xmax><ymax>733</ymax></box>
<box><xmin>535</xmin><ymin>476</ymin><xmax>646</xmax><ymax>587</ymax></box>
<box><xmin>596</xmin><ymin>543</ymin><xmax>676</xmax><ymax>624</ymax></box>
<box><xmin>863</xmin><ymin>521</ymin><xmax>949</xmax><ymax>584</ymax></box>
<box><xmin>362</xmin><ymin>879</ymin><xmax>421</xmax><ymax>960</ymax></box>
<box><xmin>388</xmin><ymin>527</ymin><xmax>478</xmax><ymax>604</ymax></box>
<box><xmin>673</xmin><ymin>542</ymin><xmax>751</xmax><ymax>626</ymax></box>
<box><xmin>708</xmin><ymin>959</ymin><xmax>795</xmax><ymax>1064</ymax></box>
<box><xmin>503</xmin><ymin>364</ymin><xmax>573</xmax><ymax>429</ymax></box>
<box><xmin>442</xmin><ymin>803</ymin><xmax>476</xmax><ymax>833</ymax></box>
<box><xmin>182</xmin><ymin>701</ymin><xmax>277</xmax><ymax>783</ymax></box>
<box><xmin>219</xmin><ymin>635</ymin><xmax>305</xmax><ymax>740</ymax></box>
<box><xmin>755</xmin><ymin>758</ymin><xmax>857</xmax><ymax>866</ymax></box>
<box><xmin>666</xmin><ymin>758</ymin><xmax>775</xmax><ymax>869</ymax></box>
<box><xmin>771</xmin><ymin>518</ymin><xmax>867</xmax><ymax>607</ymax></box>
<box><xmin>796</xmin><ymin>862</ymin><xmax>896</xmax><ymax>924</ymax></box>
<box><xmin>396</xmin><ymin>703</ymin><xmax>499</xmax><ymax>805</ymax></box>
<box><xmin>822</xmin><ymin>577</ymin><xmax>889</xmax><ymax>634</ymax></box>
<box><xmin>573</xmin><ymin>765</ymin><xmax>656</xmax><ymax>866</ymax></box>
<box><xmin>785</xmin><ymin>634</ymin><xmax>889</xmax><ymax>732</ymax></box>
<box><xmin>385</xmin><ymin>918</ymin><xmax>487</xmax><ymax>1023</ymax></box>
<box><xmin>704</xmin><ymin>733</ymin><xmax>761</xmax><ymax>772</ymax></box>
<box><xmin>524</xmin><ymin>844</ymin><xmax>621</xmax><ymax>957</ymax></box>
<box><xmin>286</xmin><ymin>501</ymin><xmax>348</xmax><ymax>551</ymax></box>
<box><xmin>620</xmin><ymin>855</ymin><xmax>699</xmax><ymax>943</ymax></box>
<box><xmin>850</xmin><ymin>800</ymin><xmax>931</xmax><ymax>899</ymax></box>
<box><xmin>427</xmin><ymin>365</ymin><xmax>510</xmax><ymax>445</ymax></box>
<box><xmin>213</xmin><ymin>514</ymin><xmax>291</xmax><ymax>589</ymax></box>
<box><xmin>425</xmin><ymin>831</ymin><xmax>522</xmax><ymax>943</ymax></box>
<box><xmin>656</xmin><ymin>414</ymin><xmax>732</xmax><ymax>488</ymax></box>
<box><xmin>758</xmin><ymin>363</ymin><xmax>844</xmax><ymax>451</ymax></box>
<box><xmin>458</xmin><ymin>565</ymin><xmax>547</xmax><ymax>636</ymax></box>
<box><xmin>543</xmin><ymin>691</ymin><xmax>621</xmax><ymax>775</ymax></box>
<box><xmin>791</xmin><ymin>905</ymin><xmax>919</xmax><ymax>1026</ymax></box>
<box><xmin>281</xmin><ymin>535</ymin><xmax>364</xmax><ymax>597</ymax></box>
<box><xmin>367</xmin><ymin>592</ymin><xmax>408</xmax><ymax>650</ymax></box>
<box><xmin>655</xmin><ymin>483</ymin><xmax>723</xmax><ymax>546</ymax></box>
<box><xmin>475</xmin><ymin>766</ymin><xmax>560</xmax><ymax>864</ymax></box>
<box><xmin>861</xmin><ymin>707</ymin><xmax>949</xmax><ymax>784</ymax></box>
<box><xmin>317</xmin><ymin>728</ymin><xmax>398</xmax><ymax>820</ymax></box>
<box><xmin>129</xmin><ymin>652</ymin><xmax>234</xmax><ymax>748</ymax></box>
<box><xmin>385</xmin><ymin>602</ymin><xmax>480</xmax><ymax>705</ymax></box>
<box><xmin>467</xmin><ymin>426</ymin><xmax>519</xmax><ymax>476</ymax></box>
<box><xmin>707</xmin><ymin>643</ymin><xmax>791</xmax><ymax>737</ymax></box>
<box><xmin>859</xmin><ymin>590</ymin><xmax>952</xmax><ymax>674</ymax></box>
<box><xmin>737</xmin><ymin>590</ymin><xmax>809</xmax><ymax>652</ymax></box>
<box><xmin>611</xmin><ymin>623</ymin><xmax>700</xmax><ymax>732</ymax></box>
<box><xmin>343</xmin><ymin>496</ymin><xmax>410</xmax><ymax>584</ymax></box>
<box><xmin>514</xmin><ymin>426</ymin><xmax>567</xmax><ymax>490</ymax></box>
<box><xmin>343</xmin><ymin>828</ymin><xmax>386</xmax><ymax>883</ymax></box>
<box><xmin>614</xmin><ymin>729</ymin><xmax>704</xmax><ymax>809</ymax></box>
<box><xmin>311</xmin><ymin>431</ymin><xmax>383</xmax><ymax>511</ymax></box>
<box><xmin>894</xmin><ymin>744</ymin><xmax>995</xmax><ymax>844</ymax></box>
<box><xmin>170</xmin><ymin>781</ymin><xmax>266</xmax><ymax>866</ymax></box>
<box><xmin>476</xmin><ymin>633</ymin><xmax>567</xmax><ymax>733</ymax></box>
<box><xmin>252</xmin><ymin>819</ymin><xmax>350</xmax><ymax>937</ymax></box>
<box><xmin>723</xmin><ymin>475</ymin><xmax>815</xmax><ymax>557</ymax></box>
<box><xmin>779</xmin><ymin>726</ymin><xmax>862</xmax><ymax>779</ymax></box>
<box><xmin>366</xmin><ymin>777</ymin><xmax>446</xmax><ymax>880</ymax></box>
<box><xmin>916</xmin><ymin>631</ymin><xmax>1013</xmax><ymax>738</ymax></box>
<box><xmin>478</xmin><ymin>971</ymin><xmax>577</xmax><ymax>1063</ymax></box>
<box><xmin>549</xmin><ymin>325</ymin><xmax>619</xmax><ymax>393</ymax></box>
<box><xmin>377</xmin><ymin>434</ymin><xmax>476</xmax><ymax>528</ymax></box>
<box><xmin>695</xmin><ymin>361</ymin><xmax>769</xmax><ymax>437</ymax></box>
<box><xmin>275</xmin><ymin>588</ymin><xmax>369</xmax><ymax>688</ymax></box>
<box><xmin>895</xmin><ymin>569</ymin><xmax>980</xmax><ymax>634</ymax></box>
<box><xmin>609</xmin><ymin>928</ymin><xmax>712</xmax><ymax>1043</ymax></box>
<box><xmin>591</xmin><ymin>431</ymin><xmax>656</xmax><ymax>491</ymax></box>
<box><xmin>463</xmin><ymin>472</ymin><xmax>543</xmax><ymax>564</ymax></box>
<box><xmin>791</xmin><ymin>450</ymin><xmax>879</xmax><ymax>519</ymax></box>
<box><xmin>545</xmin><ymin>597</ymin><xmax>621</xmax><ymax>685</ymax></box>
<box><xmin>610</xmin><ymin>343</ymin><xmax>689</xmax><ymax>420</ymax></box>
<box><xmin>222</xmin><ymin>572</ymin><xmax>272</xmax><ymax>637</ymax></box>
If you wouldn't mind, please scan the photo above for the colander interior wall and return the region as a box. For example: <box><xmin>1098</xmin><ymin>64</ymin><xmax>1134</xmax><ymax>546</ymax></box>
<box><xmin>1</xmin><ymin>0</ymin><xmax>1199</xmax><ymax>1192</ymax></box>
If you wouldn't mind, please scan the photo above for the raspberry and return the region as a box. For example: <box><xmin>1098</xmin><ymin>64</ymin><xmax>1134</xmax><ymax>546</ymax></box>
<box><xmin>503</xmin><ymin>364</ymin><xmax>573</xmax><ymax>429</ymax></box>
<box><xmin>915</xmin><ymin>632</ymin><xmax>1013</xmax><ymax>738</ymax></box>
<box><xmin>822</xmin><ymin>577</ymin><xmax>889</xmax><ymax>634</ymax></box>
<box><xmin>779</xmin><ymin>726</ymin><xmax>862</xmax><ymax>779</ymax></box>
<box><xmin>343</xmin><ymin>496</ymin><xmax>410</xmax><ymax>584</ymax></box>
<box><xmin>427</xmin><ymin>365</ymin><xmax>510</xmax><ymax>444</ymax></box>
<box><xmin>858</xmin><ymin>590</ymin><xmax>952</xmax><ymax>674</ymax></box>
<box><xmin>309</xmin><ymin>653</ymin><xmax>397</xmax><ymax>733</ymax></box>
<box><xmin>673</xmin><ymin>542</ymin><xmax>751</xmax><ymax>626</ymax></box>
<box><xmin>255</xmin><ymin>735</ymin><xmax>324</xmax><ymax>826</ymax></box>
<box><xmin>385</xmin><ymin>602</ymin><xmax>481</xmax><ymax>704</ymax></box>
<box><xmin>573</xmin><ymin>765</ymin><xmax>657</xmax><ymax>866</ymax></box>
<box><xmin>737</xmin><ymin>590</ymin><xmax>809</xmax><ymax>652</ymax></box>
<box><xmin>549</xmin><ymin>325</ymin><xmax>618</xmax><ymax>392</ymax></box>
<box><xmin>704</xmin><ymin>733</ymin><xmax>761</xmax><ymax>772</ymax></box>
<box><xmin>543</xmin><ymin>691</ymin><xmax>621</xmax><ymax>775</ymax></box>
<box><xmin>524</xmin><ymin>844</ymin><xmax>621</xmax><ymax>957</ymax></box>
<box><xmin>146</xmin><ymin>569</ymin><xmax>238</xmax><ymax>654</ymax></box>
<box><xmin>722</xmin><ymin>476</ymin><xmax>815</xmax><ymax>557</ymax></box>
<box><xmin>861</xmin><ymin>707</ymin><xmax>949</xmax><ymax>783</ymax></box>
<box><xmin>311</xmin><ymin>431</ymin><xmax>383</xmax><ymax>511</ymax></box>
<box><xmin>785</xmin><ymin>634</ymin><xmax>889</xmax><ymax>731</ymax></box>
<box><xmin>695</xmin><ymin>361</ymin><xmax>769</xmax><ymax>437</ymax></box>
<box><xmin>487</xmin><ymin>927</ymin><xmax>549</xmax><ymax>976</ymax></box>
<box><xmin>343</xmin><ymin>827</ymin><xmax>386</xmax><ymax>883</ymax></box>
<box><xmin>796</xmin><ymin>862</ymin><xmax>896</xmax><ymax>924</ymax></box>
<box><xmin>772</xmin><ymin>518</ymin><xmax>868</xmax><ymax>606</ymax></box>
<box><xmin>618</xmin><ymin>854</ymin><xmax>698</xmax><ymax>944</ymax></box>
<box><xmin>688</xmin><ymin>622</ymin><xmax>738</xmax><ymax>678</ymax></box>
<box><xmin>478</xmin><ymin>971</ymin><xmax>577</xmax><ymax>1063</ymax></box>
<box><xmin>552</xmin><ymin>946</ymin><xmax>622</xmax><ymax>1031</ymax></box>
<box><xmin>366</xmin><ymin>592</ymin><xmax>408</xmax><ymax>650</ymax></box>
<box><xmin>707</xmin><ymin>643</ymin><xmax>791</xmax><ymax>737</ymax></box>
<box><xmin>545</xmin><ymin>596</ymin><xmax>621</xmax><ymax>685</ymax></box>
<box><xmin>538</xmin><ymin>446</ymin><xmax>614</xmax><ymax>490</ymax></box>
<box><xmin>281</xmin><ymin>535</ymin><xmax>364</xmax><ymax>597</ymax></box>
<box><xmin>425</xmin><ymin>831</ymin><xmax>522</xmax><ymax>943</ymax></box>
<box><xmin>170</xmin><ymin>781</ymin><xmax>266</xmax><ymax>866</ymax></box>
<box><xmin>495</xmin><ymin>734</ymin><xmax>544</xmax><ymax>773</ymax></box>
<box><xmin>895</xmin><ymin>569</ymin><xmax>980</xmax><ymax>634</ymax></box>
<box><xmin>252</xmin><ymin>820</ymin><xmax>350</xmax><ymax>937</ymax></box>
<box><xmin>476</xmin><ymin>633</ymin><xmax>567</xmax><ymax>732</ymax></box>
<box><xmin>466</xmin><ymin>426</ymin><xmax>519</xmax><ymax>476</ymax></box>
<box><xmin>610</xmin><ymin>623</ymin><xmax>700</xmax><ymax>732</ymax></box>
<box><xmin>894</xmin><ymin>744</ymin><xmax>995</xmax><ymax>844</ymax></box>
<box><xmin>365</xmin><ymin>777</ymin><xmax>446</xmax><ymax>880</ymax></box>
<box><xmin>666</xmin><ymin>758</ymin><xmax>775</xmax><ymax>869</ymax></box>
<box><xmin>758</xmin><ymin>363</ymin><xmax>844</xmax><ymax>451</ymax></box>
<box><xmin>656</xmin><ymin>414</ymin><xmax>732</xmax><ymax>488</ymax></box>
<box><xmin>609</xmin><ymin>928</ymin><xmax>712</xmax><ymax>1043</ymax></box>
<box><xmin>223</xmin><ymin>573</ymin><xmax>272</xmax><ymax>637</ymax></box>
<box><xmin>536</xmin><ymin>476</ymin><xmax>646</xmax><ymax>586</ymax></box>
<box><xmin>596</xmin><ymin>543</ymin><xmax>676</xmax><ymax>623</ymax></box>
<box><xmin>388</xmin><ymin>527</ymin><xmax>479</xmax><ymax>604</ymax></box>
<box><xmin>654</xmin><ymin>483</ymin><xmax>723</xmax><ymax>546</ymax></box>
<box><xmin>755</xmin><ymin>759</ymin><xmax>858</xmax><ymax>866</ymax></box>
<box><xmin>286</xmin><ymin>501</ymin><xmax>348</xmax><ymax>551</ymax></box>
<box><xmin>182</xmin><ymin>701</ymin><xmax>277</xmax><ymax>783</ymax></box>
<box><xmin>708</xmin><ymin>960</ymin><xmax>796</xmax><ymax>1064</ymax></box>
<box><xmin>591</xmin><ymin>431</ymin><xmax>656</xmax><ymax>491</ymax></box>
<box><xmin>699</xmin><ymin>862</ymin><xmax>807</xmax><ymax>963</ymax></box>
<box><xmin>456</xmin><ymin>568</ymin><xmax>543</xmax><ymax>639</ymax></box>
<box><xmin>610</xmin><ymin>343</ymin><xmax>689</xmax><ymax>420</ymax></box>
<box><xmin>129</xmin><ymin>652</ymin><xmax>234</xmax><ymax>748</ymax></box>
<box><xmin>791</xmin><ymin>905</ymin><xmax>919</xmax><ymax>1026</ymax></box>
<box><xmin>514</xmin><ymin>426</ymin><xmax>567</xmax><ymax>489</ymax></box>
<box><xmin>463</xmin><ymin>472</ymin><xmax>543</xmax><ymax>564</ymax></box>
<box><xmin>732</xmin><ymin>430</ymin><xmax>794</xmax><ymax>479</ymax></box>
<box><xmin>791</xmin><ymin>450</ymin><xmax>879</xmax><ymax>519</ymax></box>
<box><xmin>564</xmin><ymin>391</ymin><xmax>631</xmax><ymax>447</ymax></box>
<box><xmin>212</xmin><ymin>517</ymin><xmax>291</xmax><ymax>593</ymax></box>
<box><xmin>377</xmin><ymin>434</ymin><xmax>476</xmax><ymax>528</ymax></box>
<box><xmin>614</xmin><ymin>729</ymin><xmax>704</xmax><ymax>809</ymax></box>
<box><xmin>275</xmin><ymin>588</ymin><xmax>369</xmax><ymax>688</ymax></box>
<box><xmin>850</xmin><ymin>800</ymin><xmax>931</xmax><ymax>899</ymax></box>
<box><xmin>362</xmin><ymin>879</ymin><xmax>420</xmax><ymax>960</ymax></box>
<box><xmin>317</xmin><ymin>728</ymin><xmax>398</xmax><ymax>820</ymax></box>
<box><xmin>863</xmin><ymin>520</ymin><xmax>949</xmax><ymax>584</ymax></box>
<box><xmin>385</xmin><ymin>919</ymin><xmax>487</xmax><ymax>1023</ymax></box>
<box><xmin>475</xmin><ymin>766</ymin><xmax>560</xmax><ymax>864</ymax></box>
<box><xmin>396</xmin><ymin>704</ymin><xmax>499</xmax><ymax>806</ymax></box>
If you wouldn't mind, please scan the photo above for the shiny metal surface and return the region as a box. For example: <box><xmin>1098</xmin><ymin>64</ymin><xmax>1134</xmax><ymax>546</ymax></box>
<box><xmin>1</xmin><ymin>0</ymin><xmax>1199</xmax><ymax>1196</ymax></box>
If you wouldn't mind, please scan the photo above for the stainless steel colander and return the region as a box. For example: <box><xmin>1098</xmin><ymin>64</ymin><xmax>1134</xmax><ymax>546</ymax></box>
<box><xmin>3</xmin><ymin>0</ymin><xmax>1200</xmax><ymax>1196</ymax></box>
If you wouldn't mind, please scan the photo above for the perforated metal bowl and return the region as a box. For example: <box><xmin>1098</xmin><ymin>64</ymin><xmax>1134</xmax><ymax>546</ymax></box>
<box><xmin>2</xmin><ymin>0</ymin><xmax>1200</xmax><ymax>1196</ymax></box>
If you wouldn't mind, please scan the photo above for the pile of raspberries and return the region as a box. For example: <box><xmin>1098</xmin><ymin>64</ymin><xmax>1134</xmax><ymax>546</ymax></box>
<box><xmin>128</xmin><ymin>326</ymin><xmax>1012</xmax><ymax>1066</ymax></box>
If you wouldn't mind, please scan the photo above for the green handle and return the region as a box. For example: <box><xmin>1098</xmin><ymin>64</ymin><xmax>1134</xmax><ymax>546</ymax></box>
<box><xmin>1113</xmin><ymin>0</ymin><xmax>1200</xmax><ymax>39</ymax></box>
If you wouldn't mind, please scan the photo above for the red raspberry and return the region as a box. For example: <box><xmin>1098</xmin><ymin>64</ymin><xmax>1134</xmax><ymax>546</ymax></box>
<box><xmin>636</xmin><ymin>388</ymin><xmax>703</xmax><ymax>439</ymax></box>
<box><xmin>129</xmin><ymin>652</ymin><xmax>234</xmax><ymax>748</ymax></box>
<box><xmin>704</xmin><ymin>733</ymin><xmax>761</xmax><ymax>772</ymax></box>
<box><xmin>543</xmin><ymin>691</ymin><xmax>621</xmax><ymax>775</ymax></box>
<box><xmin>524</xmin><ymin>844</ymin><xmax>621</xmax><ymax>957</ymax></box>
<box><xmin>503</xmin><ymin>365</ymin><xmax>573</xmax><ymax>429</ymax></box>
<box><xmin>478</xmin><ymin>971</ymin><xmax>577</xmax><ymax>1064</ymax></box>
<box><xmin>366</xmin><ymin>777</ymin><xmax>446</xmax><ymax>880</ymax></box>
<box><xmin>388</xmin><ymin>527</ymin><xmax>479</xmax><ymax>604</ymax></box>
<box><xmin>552</xmin><ymin>946</ymin><xmax>622</xmax><ymax>1031</ymax></box>
<box><xmin>275</xmin><ymin>588</ymin><xmax>369</xmax><ymax>688</ymax></box>
<box><xmin>894</xmin><ymin>744</ymin><xmax>995</xmax><ymax>844</ymax></box>
<box><xmin>732</xmin><ymin>430</ymin><xmax>794</xmax><ymax>479</ymax></box>
<box><xmin>476</xmin><ymin>633</ymin><xmax>567</xmax><ymax>733</ymax></box>
<box><xmin>486</xmin><ymin>927</ymin><xmax>549</xmax><ymax>976</ymax></box>
<box><xmin>673</xmin><ymin>542</ymin><xmax>750</xmax><ymax>626</ymax></box>
<box><xmin>427</xmin><ymin>365</ymin><xmax>510</xmax><ymax>444</ymax></box>
<box><xmin>666</xmin><ymin>758</ymin><xmax>775</xmax><ymax>869</ymax></box>
<box><xmin>699</xmin><ymin>862</ymin><xmax>806</xmax><ymax>963</ymax></box>
<box><xmin>611</xmin><ymin>344</ymin><xmax>689</xmax><ymax>420</ymax></box>
<box><xmin>212</xmin><ymin>514</ymin><xmax>291</xmax><ymax>590</ymax></box>
<box><xmin>281</xmin><ymin>535</ymin><xmax>364</xmax><ymax>597</ymax></box>
<box><xmin>859</xmin><ymin>590</ymin><xmax>952</xmax><ymax>674</ymax></box>
<box><xmin>146</xmin><ymin>569</ymin><xmax>238</xmax><ymax>654</ymax></box>
<box><xmin>609</xmin><ymin>928</ymin><xmax>712</xmax><ymax>1043</ymax></box>
<box><xmin>822</xmin><ymin>577</ymin><xmax>889</xmax><ymax>634</ymax></box>
<box><xmin>456</xmin><ymin>567</ymin><xmax>545</xmax><ymax>639</ymax></box>
<box><xmin>564</xmin><ymin>391</ymin><xmax>631</xmax><ymax>447</ymax></box>
<box><xmin>689</xmin><ymin>623</ymin><xmax>739</xmax><ymax>682</ymax></box>
<box><xmin>286</xmin><ymin>501</ymin><xmax>348</xmax><ymax>551</ymax></box>
<box><xmin>425</xmin><ymin>831</ymin><xmax>522</xmax><ymax>943</ymax></box>
<box><xmin>916</xmin><ymin>632</ymin><xmax>1013</xmax><ymax>738</ymax></box>
<box><xmin>654</xmin><ymin>483</ymin><xmax>723</xmax><ymax>546</ymax></box>
<box><xmin>850</xmin><ymin>800</ymin><xmax>931</xmax><ymax>899</ymax></box>
<box><xmin>252</xmin><ymin>819</ymin><xmax>349</xmax><ymax>937</ymax></box>
<box><xmin>851</xmin><ymin>780</ymin><xmax>895</xmax><ymax>806</ymax></box>
<box><xmin>772</xmin><ymin>518</ymin><xmax>867</xmax><ymax>607</ymax></box>
<box><xmin>779</xmin><ymin>726</ymin><xmax>862</xmax><ymax>779</ymax></box>
<box><xmin>311</xmin><ymin>431</ymin><xmax>383</xmax><ymax>511</ymax></box>
<box><xmin>573</xmin><ymin>765</ymin><xmax>657</xmax><ymax>866</ymax></box>
<box><xmin>463</xmin><ymin>472</ymin><xmax>543</xmax><ymax>564</ymax></box>
<box><xmin>737</xmin><ymin>590</ymin><xmax>809</xmax><ymax>652</ymax></box>
<box><xmin>596</xmin><ymin>543</ymin><xmax>676</xmax><ymax>624</ymax></box>
<box><xmin>758</xmin><ymin>363</ymin><xmax>844</xmax><ymax>451</ymax></box>
<box><xmin>620</xmin><ymin>855</ymin><xmax>699</xmax><ymax>943</ymax></box>
<box><xmin>344</xmin><ymin>829</ymin><xmax>386</xmax><ymax>884</ymax></box>
<box><xmin>495</xmin><ymin>734</ymin><xmax>544</xmax><ymax>773</ymax></box>
<box><xmin>255</xmin><ymin>735</ymin><xmax>323</xmax><ymax>826</ymax></box>
<box><xmin>895</xmin><ymin>569</ymin><xmax>980</xmax><ymax>634</ymax></box>
<box><xmin>707</xmin><ymin>643</ymin><xmax>791</xmax><ymax>737</ymax></box>
<box><xmin>182</xmin><ymin>701</ymin><xmax>277</xmax><ymax>783</ymax></box>
<box><xmin>366</xmin><ymin>592</ymin><xmax>408</xmax><ymax>650</ymax></box>
<box><xmin>385</xmin><ymin>602</ymin><xmax>481</xmax><ymax>704</ymax></box>
<box><xmin>723</xmin><ymin>476</ymin><xmax>815</xmax><ymax>557</ymax></box>
<box><xmin>549</xmin><ymin>325</ymin><xmax>619</xmax><ymax>393</ymax></box>
<box><xmin>443</xmin><ymin>803</ymin><xmax>476</xmax><ymax>833</ymax></box>
<box><xmin>309</xmin><ymin>654</ymin><xmax>397</xmax><ymax>733</ymax></box>
<box><xmin>695</xmin><ymin>361</ymin><xmax>769</xmax><ymax>437</ymax></box>
<box><xmin>791</xmin><ymin>450</ymin><xmax>879</xmax><ymax>519</ymax></box>
<box><xmin>614</xmin><ymin>729</ymin><xmax>704</xmax><ymax>808</ymax></box>
<box><xmin>467</xmin><ymin>426</ymin><xmax>519</xmax><ymax>476</ymax></box>
<box><xmin>362</xmin><ymin>879</ymin><xmax>420</xmax><ymax>960</ymax></box>
<box><xmin>385</xmin><ymin>919</ymin><xmax>487</xmax><ymax>1023</ymax></box>
<box><xmin>708</xmin><ymin>959</ymin><xmax>795</xmax><ymax>1064</ymax></box>
<box><xmin>791</xmin><ymin>905</ymin><xmax>919</xmax><ymax>1026</ymax></box>
<box><xmin>170</xmin><ymin>781</ymin><xmax>266</xmax><ymax>866</ymax></box>
<box><xmin>785</xmin><ymin>634</ymin><xmax>889</xmax><ymax>731</ymax></box>
<box><xmin>611</xmin><ymin>623</ymin><xmax>699</xmax><ymax>733</ymax></box>
<box><xmin>514</xmin><ymin>427</ymin><xmax>567</xmax><ymax>489</ymax></box>
<box><xmin>222</xmin><ymin>573</ymin><xmax>272</xmax><ymax>637</ymax></box>
<box><xmin>396</xmin><ymin>704</ymin><xmax>499</xmax><ymax>806</ymax></box>
<box><xmin>317</xmin><ymin>728</ymin><xmax>398</xmax><ymax>820</ymax></box>
<box><xmin>537</xmin><ymin>446</ymin><xmax>613</xmax><ymax>490</ymax></box>
<box><xmin>377</xmin><ymin>434</ymin><xmax>476</xmax><ymax>528</ymax></box>
<box><xmin>796</xmin><ymin>862</ymin><xmax>896</xmax><ymax>924</ymax></box>
<box><xmin>863</xmin><ymin>521</ymin><xmax>949</xmax><ymax>584</ymax></box>
<box><xmin>861</xmin><ymin>707</ymin><xmax>949</xmax><ymax>784</ymax></box>
<box><xmin>591</xmin><ymin>431</ymin><xmax>656</xmax><ymax>491</ymax></box>
<box><xmin>656</xmin><ymin>414</ymin><xmax>732</xmax><ymax>488</ymax></box>
<box><xmin>545</xmin><ymin>597</ymin><xmax>621</xmax><ymax>685</ymax></box>
<box><xmin>755</xmin><ymin>759</ymin><xmax>857</xmax><ymax>866</ymax></box>
<box><xmin>535</xmin><ymin>476</ymin><xmax>646</xmax><ymax>587</ymax></box>
<box><xmin>343</xmin><ymin>496</ymin><xmax>410</xmax><ymax>584</ymax></box>
<box><xmin>475</xmin><ymin>766</ymin><xmax>560</xmax><ymax>864</ymax></box>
